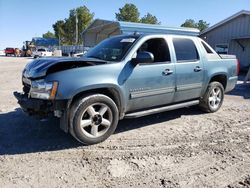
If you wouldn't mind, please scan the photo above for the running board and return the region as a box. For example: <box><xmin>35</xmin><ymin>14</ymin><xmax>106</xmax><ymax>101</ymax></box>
<box><xmin>124</xmin><ymin>100</ymin><xmax>199</xmax><ymax>118</ymax></box>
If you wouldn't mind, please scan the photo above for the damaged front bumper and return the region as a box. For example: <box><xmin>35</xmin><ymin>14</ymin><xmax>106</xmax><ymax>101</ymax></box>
<box><xmin>13</xmin><ymin>91</ymin><xmax>67</xmax><ymax>118</ymax></box>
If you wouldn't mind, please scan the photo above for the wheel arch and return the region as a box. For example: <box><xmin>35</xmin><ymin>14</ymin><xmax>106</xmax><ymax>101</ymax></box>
<box><xmin>69</xmin><ymin>86</ymin><xmax>125</xmax><ymax>119</ymax></box>
<box><xmin>209</xmin><ymin>74</ymin><xmax>228</xmax><ymax>89</ymax></box>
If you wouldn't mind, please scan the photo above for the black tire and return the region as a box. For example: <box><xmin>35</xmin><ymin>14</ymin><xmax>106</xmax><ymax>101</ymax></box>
<box><xmin>70</xmin><ymin>94</ymin><xmax>119</xmax><ymax>145</ymax></box>
<box><xmin>199</xmin><ymin>81</ymin><xmax>224</xmax><ymax>113</ymax></box>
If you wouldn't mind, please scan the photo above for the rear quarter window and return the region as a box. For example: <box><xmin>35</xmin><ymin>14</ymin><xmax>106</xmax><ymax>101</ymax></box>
<box><xmin>173</xmin><ymin>38</ymin><xmax>199</xmax><ymax>62</ymax></box>
<box><xmin>201</xmin><ymin>41</ymin><xmax>213</xmax><ymax>54</ymax></box>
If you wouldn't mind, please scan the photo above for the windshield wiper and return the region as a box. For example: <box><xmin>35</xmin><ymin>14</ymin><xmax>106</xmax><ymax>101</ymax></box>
<box><xmin>87</xmin><ymin>55</ymin><xmax>103</xmax><ymax>60</ymax></box>
<box><xmin>84</xmin><ymin>56</ymin><xmax>108</xmax><ymax>64</ymax></box>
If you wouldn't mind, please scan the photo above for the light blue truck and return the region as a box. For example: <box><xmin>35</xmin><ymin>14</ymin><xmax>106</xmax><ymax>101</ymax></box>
<box><xmin>14</xmin><ymin>33</ymin><xmax>238</xmax><ymax>145</ymax></box>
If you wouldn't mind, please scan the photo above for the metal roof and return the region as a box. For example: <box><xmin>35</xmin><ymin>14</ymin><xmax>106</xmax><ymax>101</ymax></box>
<box><xmin>201</xmin><ymin>10</ymin><xmax>250</xmax><ymax>35</ymax></box>
<box><xmin>117</xmin><ymin>21</ymin><xmax>200</xmax><ymax>36</ymax></box>
<box><xmin>82</xmin><ymin>19</ymin><xmax>200</xmax><ymax>47</ymax></box>
<box><xmin>83</xmin><ymin>19</ymin><xmax>200</xmax><ymax>36</ymax></box>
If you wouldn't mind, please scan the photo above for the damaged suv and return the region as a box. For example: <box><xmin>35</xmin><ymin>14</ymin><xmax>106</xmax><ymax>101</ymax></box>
<box><xmin>14</xmin><ymin>34</ymin><xmax>238</xmax><ymax>145</ymax></box>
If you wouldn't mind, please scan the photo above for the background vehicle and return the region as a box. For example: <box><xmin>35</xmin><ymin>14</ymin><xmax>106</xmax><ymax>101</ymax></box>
<box><xmin>0</xmin><ymin>50</ymin><xmax>6</xmax><ymax>56</ymax></box>
<box><xmin>32</xmin><ymin>48</ymin><xmax>53</xmax><ymax>58</ymax></box>
<box><xmin>14</xmin><ymin>34</ymin><xmax>238</xmax><ymax>145</ymax></box>
<box><xmin>5</xmin><ymin>48</ymin><xmax>15</xmax><ymax>56</ymax></box>
<box><xmin>72</xmin><ymin>52</ymin><xmax>86</xmax><ymax>57</ymax></box>
<box><xmin>21</xmin><ymin>41</ymin><xmax>36</xmax><ymax>57</ymax></box>
<box><xmin>14</xmin><ymin>48</ymin><xmax>21</xmax><ymax>57</ymax></box>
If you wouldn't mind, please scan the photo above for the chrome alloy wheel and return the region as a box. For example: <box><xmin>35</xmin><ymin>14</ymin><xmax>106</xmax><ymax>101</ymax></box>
<box><xmin>208</xmin><ymin>86</ymin><xmax>222</xmax><ymax>110</ymax></box>
<box><xmin>79</xmin><ymin>103</ymin><xmax>113</xmax><ymax>138</ymax></box>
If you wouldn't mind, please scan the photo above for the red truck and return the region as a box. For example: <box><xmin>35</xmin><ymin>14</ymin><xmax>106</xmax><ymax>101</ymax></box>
<box><xmin>5</xmin><ymin>48</ymin><xmax>15</xmax><ymax>56</ymax></box>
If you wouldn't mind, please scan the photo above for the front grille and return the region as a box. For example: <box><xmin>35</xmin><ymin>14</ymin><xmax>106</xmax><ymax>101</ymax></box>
<box><xmin>22</xmin><ymin>76</ymin><xmax>31</xmax><ymax>94</ymax></box>
<box><xmin>23</xmin><ymin>83</ymin><xmax>31</xmax><ymax>94</ymax></box>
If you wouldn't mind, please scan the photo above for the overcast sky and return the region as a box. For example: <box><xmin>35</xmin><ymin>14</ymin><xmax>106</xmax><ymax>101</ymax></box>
<box><xmin>0</xmin><ymin>0</ymin><xmax>249</xmax><ymax>49</ymax></box>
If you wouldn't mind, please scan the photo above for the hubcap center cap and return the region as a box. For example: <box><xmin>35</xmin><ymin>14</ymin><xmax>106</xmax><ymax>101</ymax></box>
<box><xmin>92</xmin><ymin>114</ymin><xmax>102</xmax><ymax>125</ymax></box>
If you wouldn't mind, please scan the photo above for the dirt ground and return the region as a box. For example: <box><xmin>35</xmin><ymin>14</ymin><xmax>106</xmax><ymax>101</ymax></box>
<box><xmin>0</xmin><ymin>56</ymin><xmax>250</xmax><ymax>188</ymax></box>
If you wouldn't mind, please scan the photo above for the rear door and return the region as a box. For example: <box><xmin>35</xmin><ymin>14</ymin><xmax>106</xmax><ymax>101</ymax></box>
<box><xmin>172</xmin><ymin>37</ymin><xmax>204</xmax><ymax>102</ymax></box>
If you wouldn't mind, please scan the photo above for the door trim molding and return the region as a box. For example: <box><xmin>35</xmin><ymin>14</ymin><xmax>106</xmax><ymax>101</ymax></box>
<box><xmin>176</xmin><ymin>83</ymin><xmax>202</xmax><ymax>91</ymax></box>
<box><xmin>130</xmin><ymin>87</ymin><xmax>175</xmax><ymax>99</ymax></box>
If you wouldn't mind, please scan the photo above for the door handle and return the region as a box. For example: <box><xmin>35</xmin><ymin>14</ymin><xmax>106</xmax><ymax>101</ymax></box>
<box><xmin>194</xmin><ymin>66</ymin><xmax>202</xmax><ymax>72</ymax></box>
<box><xmin>162</xmin><ymin>69</ymin><xmax>173</xmax><ymax>76</ymax></box>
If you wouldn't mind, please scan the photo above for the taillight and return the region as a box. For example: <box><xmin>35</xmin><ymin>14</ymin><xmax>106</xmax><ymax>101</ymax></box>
<box><xmin>236</xmin><ymin>59</ymin><xmax>240</xmax><ymax>75</ymax></box>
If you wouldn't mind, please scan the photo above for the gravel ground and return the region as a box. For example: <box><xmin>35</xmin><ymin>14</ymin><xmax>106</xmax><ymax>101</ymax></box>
<box><xmin>0</xmin><ymin>56</ymin><xmax>250</xmax><ymax>188</ymax></box>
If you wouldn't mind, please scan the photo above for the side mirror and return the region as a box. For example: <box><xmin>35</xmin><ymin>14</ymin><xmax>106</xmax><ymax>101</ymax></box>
<box><xmin>132</xmin><ymin>51</ymin><xmax>154</xmax><ymax>64</ymax></box>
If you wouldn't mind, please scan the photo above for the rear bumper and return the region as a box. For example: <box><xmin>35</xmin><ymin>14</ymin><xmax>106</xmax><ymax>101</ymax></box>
<box><xmin>13</xmin><ymin>91</ymin><xmax>67</xmax><ymax>117</ymax></box>
<box><xmin>225</xmin><ymin>76</ymin><xmax>238</xmax><ymax>92</ymax></box>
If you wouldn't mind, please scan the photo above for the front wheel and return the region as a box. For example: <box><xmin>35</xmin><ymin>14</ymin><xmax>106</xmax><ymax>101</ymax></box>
<box><xmin>199</xmin><ymin>82</ymin><xmax>224</xmax><ymax>113</ymax></box>
<box><xmin>70</xmin><ymin>94</ymin><xmax>119</xmax><ymax>145</ymax></box>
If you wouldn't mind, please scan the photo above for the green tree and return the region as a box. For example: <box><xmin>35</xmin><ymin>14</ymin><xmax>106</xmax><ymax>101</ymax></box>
<box><xmin>63</xmin><ymin>6</ymin><xmax>94</xmax><ymax>45</ymax></box>
<box><xmin>116</xmin><ymin>3</ymin><xmax>140</xmax><ymax>22</ymax></box>
<box><xmin>52</xmin><ymin>6</ymin><xmax>94</xmax><ymax>45</ymax></box>
<box><xmin>63</xmin><ymin>11</ymin><xmax>75</xmax><ymax>45</ymax></box>
<box><xmin>42</xmin><ymin>31</ymin><xmax>56</xmax><ymax>38</ymax></box>
<box><xmin>181</xmin><ymin>19</ymin><xmax>209</xmax><ymax>32</ymax></box>
<box><xmin>76</xmin><ymin>6</ymin><xmax>94</xmax><ymax>44</ymax></box>
<box><xmin>181</xmin><ymin>19</ymin><xmax>197</xmax><ymax>28</ymax></box>
<box><xmin>53</xmin><ymin>20</ymin><xmax>66</xmax><ymax>44</ymax></box>
<box><xmin>196</xmin><ymin>20</ymin><xmax>209</xmax><ymax>32</ymax></box>
<box><xmin>140</xmin><ymin>13</ymin><xmax>160</xmax><ymax>24</ymax></box>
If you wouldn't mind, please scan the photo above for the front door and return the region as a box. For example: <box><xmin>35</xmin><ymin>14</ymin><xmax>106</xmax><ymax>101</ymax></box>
<box><xmin>124</xmin><ymin>37</ymin><xmax>176</xmax><ymax>112</ymax></box>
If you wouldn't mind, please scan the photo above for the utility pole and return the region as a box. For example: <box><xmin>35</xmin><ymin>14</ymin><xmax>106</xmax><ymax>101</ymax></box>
<box><xmin>58</xmin><ymin>34</ymin><xmax>61</xmax><ymax>47</ymax></box>
<box><xmin>75</xmin><ymin>10</ymin><xmax>78</xmax><ymax>45</ymax></box>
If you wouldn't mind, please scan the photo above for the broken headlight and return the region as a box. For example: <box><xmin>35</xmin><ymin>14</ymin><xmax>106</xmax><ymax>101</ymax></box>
<box><xmin>30</xmin><ymin>80</ymin><xmax>58</xmax><ymax>100</ymax></box>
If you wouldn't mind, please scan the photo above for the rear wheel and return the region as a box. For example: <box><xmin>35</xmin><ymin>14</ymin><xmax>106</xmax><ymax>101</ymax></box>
<box><xmin>70</xmin><ymin>94</ymin><xmax>119</xmax><ymax>145</ymax></box>
<box><xmin>199</xmin><ymin>81</ymin><xmax>224</xmax><ymax>112</ymax></box>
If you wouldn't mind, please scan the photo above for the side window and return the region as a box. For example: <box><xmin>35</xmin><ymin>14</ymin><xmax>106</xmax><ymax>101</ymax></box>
<box><xmin>173</xmin><ymin>38</ymin><xmax>199</xmax><ymax>62</ymax></box>
<box><xmin>201</xmin><ymin>41</ymin><xmax>213</xmax><ymax>54</ymax></box>
<box><xmin>137</xmin><ymin>38</ymin><xmax>171</xmax><ymax>63</ymax></box>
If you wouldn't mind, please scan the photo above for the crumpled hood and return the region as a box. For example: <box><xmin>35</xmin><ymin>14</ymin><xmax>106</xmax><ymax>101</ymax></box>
<box><xmin>23</xmin><ymin>57</ymin><xmax>106</xmax><ymax>79</ymax></box>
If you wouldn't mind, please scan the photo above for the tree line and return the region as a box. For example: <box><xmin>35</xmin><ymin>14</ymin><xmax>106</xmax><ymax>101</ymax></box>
<box><xmin>43</xmin><ymin>3</ymin><xmax>209</xmax><ymax>45</ymax></box>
